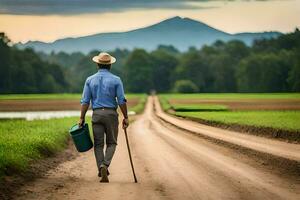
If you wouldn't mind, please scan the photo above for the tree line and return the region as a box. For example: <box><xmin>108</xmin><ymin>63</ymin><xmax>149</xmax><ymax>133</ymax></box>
<box><xmin>0</xmin><ymin>29</ymin><xmax>299</xmax><ymax>94</ymax></box>
<box><xmin>121</xmin><ymin>29</ymin><xmax>300</xmax><ymax>93</ymax></box>
<box><xmin>0</xmin><ymin>33</ymin><xmax>68</xmax><ymax>93</ymax></box>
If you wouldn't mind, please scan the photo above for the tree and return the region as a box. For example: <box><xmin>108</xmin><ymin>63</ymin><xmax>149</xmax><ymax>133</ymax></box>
<box><xmin>288</xmin><ymin>64</ymin><xmax>300</xmax><ymax>91</ymax></box>
<box><xmin>123</xmin><ymin>49</ymin><xmax>153</xmax><ymax>93</ymax></box>
<box><xmin>39</xmin><ymin>74</ymin><xmax>58</xmax><ymax>93</ymax></box>
<box><xmin>225</xmin><ymin>40</ymin><xmax>250</xmax><ymax>62</ymax></box>
<box><xmin>108</xmin><ymin>48</ymin><xmax>130</xmax><ymax>76</ymax></box>
<box><xmin>174</xmin><ymin>49</ymin><xmax>213</xmax><ymax>92</ymax></box>
<box><xmin>151</xmin><ymin>49</ymin><xmax>178</xmax><ymax>92</ymax></box>
<box><xmin>287</xmin><ymin>51</ymin><xmax>300</xmax><ymax>91</ymax></box>
<box><xmin>211</xmin><ymin>53</ymin><xmax>237</xmax><ymax>92</ymax></box>
<box><xmin>156</xmin><ymin>45</ymin><xmax>179</xmax><ymax>55</ymax></box>
<box><xmin>0</xmin><ymin>33</ymin><xmax>70</xmax><ymax>94</ymax></box>
<box><xmin>172</xmin><ymin>80</ymin><xmax>199</xmax><ymax>93</ymax></box>
<box><xmin>237</xmin><ymin>53</ymin><xmax>290</xmax><ymax>92</ymax></box>
<box><xmin>0</xmin><ymin>33</ymin><xmax>13</xmax><ymax>93</ymax></box>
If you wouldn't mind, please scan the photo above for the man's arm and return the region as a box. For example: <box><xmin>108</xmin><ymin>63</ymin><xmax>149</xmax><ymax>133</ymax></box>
<box><xmin>116</xmin><ymin>78</ymin><xmax>129</xmax><ymax>129</ymax></box>
<box><xmin>79</xmin><ymin>79</ymin><xmax>91</xmax><ymax>126</ymax></box>
<box><xmin>119</xmin><ymin>103</ymin><xmax>129</xmax><ymax>129</ymax></box>
<box><xmin>79</xmin><ymin>104</ymin><xmax>89</xmax><ymax>126</ymax></box>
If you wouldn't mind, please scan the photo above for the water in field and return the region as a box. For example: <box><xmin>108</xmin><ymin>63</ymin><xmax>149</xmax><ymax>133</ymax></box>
<box><xmin>0</xmin><ymin>110</ymin><xmax>92</xmax><ymax>121</ymax></box>
<box><xmin>0</xmin><ymin>110</ymin><xmax>136</xmax><ymax>120</ymax></box>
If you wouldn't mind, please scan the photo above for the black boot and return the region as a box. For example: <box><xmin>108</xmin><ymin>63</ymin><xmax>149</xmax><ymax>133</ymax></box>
<box><xmin>98</xmin><ymin>169</ymin><xmax>110</xmax><ymax>177</ymax></box>
<box><xmin>99</xmin><ymin>166</ymin><xmax>109</xmax><ymax>183</ymax></box>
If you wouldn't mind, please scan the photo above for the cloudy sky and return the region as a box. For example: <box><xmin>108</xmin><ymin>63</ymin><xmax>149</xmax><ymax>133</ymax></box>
<box><xmin>0</xmin><ymin>0</ymin><xmax>299</xmax><ymax>43</ymax></box>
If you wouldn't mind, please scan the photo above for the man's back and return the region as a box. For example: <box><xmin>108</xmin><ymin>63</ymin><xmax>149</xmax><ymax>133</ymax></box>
<box><xmin>81</xmin><ymin>69</ymin><xmax>126</xmax><ymax>109</ymax></box>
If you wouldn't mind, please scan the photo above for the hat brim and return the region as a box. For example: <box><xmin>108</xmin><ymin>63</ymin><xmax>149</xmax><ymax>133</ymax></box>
<box><xmin>92</xmin><ymin>56</ymin><xmax>116</xmax><ymax>64</ymax></box>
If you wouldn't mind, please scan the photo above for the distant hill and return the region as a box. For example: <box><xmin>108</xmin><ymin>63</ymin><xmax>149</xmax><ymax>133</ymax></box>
<box><xmin>17</xmin><ymin>16</ymin><xmax>282</xmax><ymax>53</ymax></box>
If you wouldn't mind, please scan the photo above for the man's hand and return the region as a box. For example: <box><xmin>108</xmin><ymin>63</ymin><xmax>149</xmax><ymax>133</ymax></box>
<box><xmin>79</xmin><ymin>104</ymin><xmax>89</xmax><ymax>127</ymax></box>
<box><xmin>78</xmin><ymin>118</ymin><xmax>85</xmax><ymax>127</ymax></box>
<box><xmin>122</xmin><ymin>118</ymin><xmax>129</xmax><ymax>129</ymax></box>
<box><xmin>119</xmin><ymin>103</ymin><xmax>129</xmax><ymax>129</ymax></box>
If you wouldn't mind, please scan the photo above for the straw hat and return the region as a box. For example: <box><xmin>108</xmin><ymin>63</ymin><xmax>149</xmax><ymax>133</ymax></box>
<box><xmin>92</xmin><ymin>52</ymin><xmax>116</xmax><ymax>64</ymax></box>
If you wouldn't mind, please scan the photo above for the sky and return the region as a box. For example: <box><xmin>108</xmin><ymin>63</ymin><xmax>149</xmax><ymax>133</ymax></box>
<box><xmin>0</xmin><ymin>0</ymin><xmax>299</xmax><ymax>43</ymax></box>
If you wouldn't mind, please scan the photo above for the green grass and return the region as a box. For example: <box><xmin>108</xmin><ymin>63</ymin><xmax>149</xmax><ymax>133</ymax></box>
<box><xmin>0</xmin><ymin>93</ymin><xmax>82</xmax><ymax>100</ymax></box>
<box><xmin>159</xmin><ymin>93</ymin><xmax>300</xmax><ymax>133</ymax></box>
<box><xmin>172</xmin><ymin>104</ymin><xmax>228</xmax><ymax>112</ymax></box>
<box><xmin>126</xmin><ymin>93</ymin><xmax>147</xmax><ymax>99</ymax></box>
<box><xmin>175</xmin><ymin>111</ymin><xmax>300</xmax><ymax>132</ymax></box>
<box><xmin>159</xmin><ymin>93</ymin><xmax>300</xmax><ymax>100</ymax></box>
<box><xmin>128</xmin><ymin>94</ymin><xmax>147</xmax><ymax>114</ymax></box>
<box><xmin>0</xmin><ymin>117</ymin><xmax>91</xmax><ymax>178</ymax></box>
<box><xmin>158</xmin><ymin>96</ymin><xmax>228</xmax><ymax>112</ymax></box>
<box><xmin>159</xmin><ymin>96</ymin><xmax>172</xmax><ymax>111</ymax></box>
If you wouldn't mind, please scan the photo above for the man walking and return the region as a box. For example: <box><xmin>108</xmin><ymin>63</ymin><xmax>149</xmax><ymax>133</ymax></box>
<box><xmin>78</xmin><ymin>52</ymin><xmax>129</xmax><ymax>183</ymax></box>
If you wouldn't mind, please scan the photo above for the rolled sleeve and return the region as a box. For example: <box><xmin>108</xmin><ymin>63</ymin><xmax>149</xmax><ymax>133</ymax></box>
<box><xmin>80</xmin><ymin>79</ymin><xmax>92</xmax><ymax>105</ymax></box>
<box><xmin>116</xmin><ymin>78</ymin><xmax>127</xmax><ymax>105</ymax></box>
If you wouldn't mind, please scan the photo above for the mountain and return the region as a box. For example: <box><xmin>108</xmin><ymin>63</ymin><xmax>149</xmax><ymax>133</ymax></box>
<box><xmin>17</xmin><ymin>16</ymin><xmax>281</xmax><ymax>53</ymax></box>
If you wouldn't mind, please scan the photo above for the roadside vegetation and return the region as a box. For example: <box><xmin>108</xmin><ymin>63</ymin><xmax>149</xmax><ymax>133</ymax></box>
<box><xmin>0</xmin><ymin>117</ymin><xmax>89</xmax><ymax>178</ymax></box>
<box><xmin>0</xmin><ymin>93</ymin><xmax>81</xmax><ymax>100</ymax></box>
<box><xmin>175</xmin><ymin>111</ymin><xmax>300</xmax><ymax>132</ymax></box>
<box><xmin>128</xmin><ymin>94</ymin><xmax>147</xmax><ymax>114</ymax></box>
<box><xmin>159</xmin><ymin>93</ymin><xmax>300</xmax><ymax>138</ymax></box>
<box><xmin>172</xmin><ymin>104</ymin><xmax>228</xmax><ymax>112</ymax></box>
<box><xmin>159</xmin><ymin>93</ymin><xmax>300</xmax><ymax>100</ymax></box>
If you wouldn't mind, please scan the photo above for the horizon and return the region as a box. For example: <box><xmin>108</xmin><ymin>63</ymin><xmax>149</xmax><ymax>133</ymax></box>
<box><xmin>0</xmin><ymin>0</ymin><xmax>299</xmax><ymax>43</ymax></box>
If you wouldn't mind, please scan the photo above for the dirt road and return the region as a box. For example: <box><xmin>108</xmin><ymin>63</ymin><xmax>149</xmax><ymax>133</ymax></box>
<box><xmin>155</xmin><ymin>97</ymin><xmax>300</xmax><ymax>161</ymax></box>
<box><xmin>15</xmin><ymin>96</ymin><xmax>300</xmax><ymax>200</ymax></box>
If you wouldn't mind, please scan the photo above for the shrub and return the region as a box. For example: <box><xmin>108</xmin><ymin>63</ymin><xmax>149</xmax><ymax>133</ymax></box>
<box><xmin>172</xmin><ymin>80</ymin><xmax>199</xmax><ymax>93</ymax></box>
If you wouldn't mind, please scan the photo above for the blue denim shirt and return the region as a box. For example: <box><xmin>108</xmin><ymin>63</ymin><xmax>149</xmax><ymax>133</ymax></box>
<box><xmin>80</xmin><ymin>69</ymin><xmax>126</xmax><ymax>109</ymax></box>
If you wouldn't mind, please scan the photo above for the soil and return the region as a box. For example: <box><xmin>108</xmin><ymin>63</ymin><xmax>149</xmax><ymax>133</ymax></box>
<box><xmin>0</xmin><ymin>99</ymin><xmax>139</xmax><ymax>111</ymax></box>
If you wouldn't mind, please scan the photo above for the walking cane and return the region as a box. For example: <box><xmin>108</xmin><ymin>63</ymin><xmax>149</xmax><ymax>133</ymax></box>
<box><xmin>124</xmin><ymin>128</ymin><xmax>138</xmax><ymax>183</ymax></box>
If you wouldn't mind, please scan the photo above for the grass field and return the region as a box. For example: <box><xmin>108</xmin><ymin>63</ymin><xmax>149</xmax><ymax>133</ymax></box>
<box><xmin>0</xmin><ymin>117</ymin><xmax>88</xmax><ymax>178</ymax></box>
<box><xmin>0</xmin><ymin>93</ymin><xmax>81</xmax><ymax>100</ymax></box>
<box><xmin>171</xmin><ymin>104</ymin><xmax>228</xmax><ymax>112</ymax></box>
<box><xmin>159</xmin><ymin>95</ymin><xmax>228</xmax><ymax>111</ymax></box>
<box><xmin>159</xmin><ymin>93</ymin><xmax>300</xmax><ymax>100</ymax></box>
<box><xmin>175</xmin><ymin>111</ymin><xmax>300</xmax><ymax>132</ymax></box>
<box><xmin>159</xmin><ymin>93</ymin><xmax>300</xmax><ymax>132</ymax></box>
<box><xmin>129</xmin><ymin>94</ymin><xmax>147</xmax><ymax>114</ymax></box>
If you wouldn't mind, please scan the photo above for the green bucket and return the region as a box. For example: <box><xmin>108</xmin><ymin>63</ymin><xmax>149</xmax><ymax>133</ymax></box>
<box><xmin>69</xmin><ymin>123</ymin><xmax>93</xmax><ymax>152</ymax></box>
